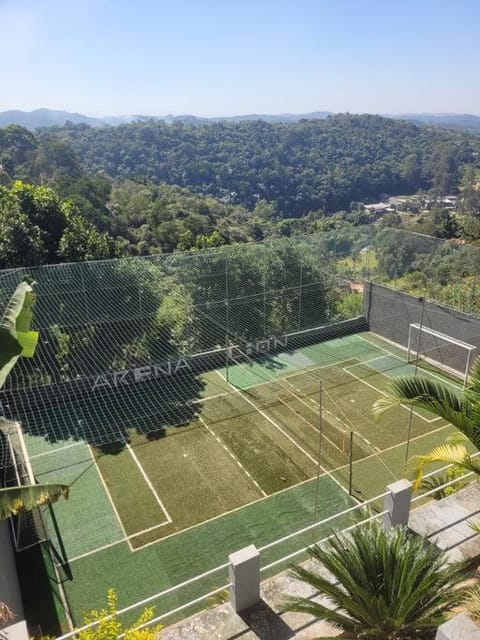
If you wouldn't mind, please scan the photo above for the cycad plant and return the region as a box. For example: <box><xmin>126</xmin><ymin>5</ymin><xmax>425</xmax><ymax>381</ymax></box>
<box><xmin>283</xmin><ymin>522</ymin><xmax>466</xmax><ymax>639</ymax></box>
<box><xmin>372</xmin><ymin>360</ymin><xmax>480</xmax><ymax>486</ymax></box>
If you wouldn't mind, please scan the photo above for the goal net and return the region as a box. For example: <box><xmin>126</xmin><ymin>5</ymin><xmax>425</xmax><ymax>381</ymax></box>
<box><xmin>407</xmin><ymin>323</ymin><xmax>476</xmax><ymax>387</ymax></box>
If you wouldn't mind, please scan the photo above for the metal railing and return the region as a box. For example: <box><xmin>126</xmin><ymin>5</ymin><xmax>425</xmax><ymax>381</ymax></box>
<box><xmin>56</xmin><ymin>460</ymin><xmax>479</xmax><ymax>640</ymax></box>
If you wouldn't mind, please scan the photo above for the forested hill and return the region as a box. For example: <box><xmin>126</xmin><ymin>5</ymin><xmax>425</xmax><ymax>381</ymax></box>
<box><xmin>39</xmin><ymin>114</ymin><xmax>478</xmax><ymax>217</ymax></box>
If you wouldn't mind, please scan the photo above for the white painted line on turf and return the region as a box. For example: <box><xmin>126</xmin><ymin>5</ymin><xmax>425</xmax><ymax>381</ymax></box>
<box><xmin>198</xmin><ymin>415</ymin><xmax>267</xmax><ymax>497</ymax></box>
<box><xmin>215</xmin><ymin>370</ymin><xmax>357</xmax><ymax>503</ymax></box>
<box><xmin>332</xmin><ymin>420</ymin><xmax>455</xmax><ymax>479</ymax></box>
<box><xmin>126</xmin><ymin>444</ymin><xmax>173</xmax><ymax>524</ymax></box>
<box><xmin>62</xmin><ymin>471</ymin><xmax>326</xmax><ymax>562</ymax></box>
<box><xmin>193</xmin><ymin>391</ymin><xmax>233</xmax><ymax>404</ymax></box>
<box><xmin>29</xmin><ymin>440</ymin><xmax>85</xmax><ymax>459</ymax></box>
<box><xmin>343</xmin><ymin>364</ymin><xmax>442</xmax><ymax>424</ymax></box>
<box><xmin>240</xmin><ymin>358</ymin><xmax>356</xmax><ymax>391</ymax></box>
<box><xmin>357</xmin><ymin>334</ymin><xmax>463</xmax><ymax>389</ymax></box>
<box><xmin>356</xmin><ymin>355</ymin><xmax>396</xmax><ymax>366</ymax></box>
<box><xmin>87</xmin><ymin>446</ymin><xmax>135</xmax><ymax>553</ymax></box>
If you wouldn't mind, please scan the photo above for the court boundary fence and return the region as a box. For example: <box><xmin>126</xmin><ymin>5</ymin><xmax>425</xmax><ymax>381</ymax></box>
<box><xmin>54</xmin><ymin>458</ymin><xmax>479</xmax><ymax>640</ymax></box>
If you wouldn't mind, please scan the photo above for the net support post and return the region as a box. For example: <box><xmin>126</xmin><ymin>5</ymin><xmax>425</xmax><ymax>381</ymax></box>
<box><xmin>229</xmin><ymin>544</ymin><xmax>260</xmax><ymax>613</ymax></box>
<box><xmin>384</xmin><ymin>479</ymin><xmax>412</xmax><ymax>529</ymax></box>
<box><xmin>436</xmin><ymin>614</ymin><xmax>480</xmax><ymax>639</ymax></box>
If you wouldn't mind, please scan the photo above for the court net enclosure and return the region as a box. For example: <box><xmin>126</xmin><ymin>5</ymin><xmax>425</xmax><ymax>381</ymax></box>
<box><xmin>0</xmin><ymin>230</ymin><xmax>475</xmax><ymax>634</ymax></box>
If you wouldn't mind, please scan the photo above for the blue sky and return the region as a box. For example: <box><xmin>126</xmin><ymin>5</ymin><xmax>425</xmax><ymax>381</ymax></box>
<box><xmin>1</xmin><ymin>0</ymin><xmax>479</xmax><ymax>116</ymax></box>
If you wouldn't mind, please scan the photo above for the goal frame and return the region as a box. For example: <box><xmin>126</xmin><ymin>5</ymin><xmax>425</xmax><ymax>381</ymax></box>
<box><xmin>407</xmin><ymin>322</ymin><xmax>476</xmax><ymax>388</ymax></box>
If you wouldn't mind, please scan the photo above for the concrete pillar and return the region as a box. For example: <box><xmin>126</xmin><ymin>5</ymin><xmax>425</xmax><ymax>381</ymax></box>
<box><xmin>436</xmin><ymin>613</ymin><xmax>480</xmax><ymax>639</ymax></box>
<box><xmin>384</xmin><ymin>479</ymin><xmax>412</xmax><ymax>529</ymax></box>
<box><xmin>229</xmin><ymin>544</ymin><xmax>260</xmax><ymax>613</ymax></box>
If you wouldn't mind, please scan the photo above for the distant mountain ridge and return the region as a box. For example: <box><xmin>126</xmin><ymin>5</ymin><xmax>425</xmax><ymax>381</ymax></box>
<box><xmin>1</xmin><ymin>108</ymin><xmax>480</xmax><ymax>132</ymax></box>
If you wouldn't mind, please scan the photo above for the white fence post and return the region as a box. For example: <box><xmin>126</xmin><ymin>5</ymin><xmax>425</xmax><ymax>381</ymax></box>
<box><xmin>229</xmin><ymin>544</ymin><xmax>260</xmax><ymax>613</ymax></box>
<box><xmin>436</xmin><ymin>613</ymin><xmax>480</xmax><ymax>639</ymax></box>
<box><xmin>384</xmin><ymin>479</ymin><xmax>412</xmax><ymax>529</ymax></box>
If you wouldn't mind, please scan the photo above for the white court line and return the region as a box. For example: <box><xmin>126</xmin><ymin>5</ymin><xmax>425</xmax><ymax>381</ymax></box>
<box><xmin>342</xmin><ymin>420</ymin><xmax>453</xmax><ymax>467</ymax></box>
<box><xmin>60</xmin><ymin>471</ymin><xmax>326</xmax><ymax>563</ymax></box>
<box><xmin>126</xmin><ymin>444</ymin><xmax>172</xmax><ymax>524</ymax></box>
<box><xmin>215</xmin><ymin>370</ymin><xmax>357</xmax><ymax>503</ymax></box>
<box><xmin>356</xmin><ymin>355</ymin><xmax>395</xmax><ymax>366</ymax></box>
<box><xmin>198</xmin><ymin>415</ymin><xmax>267</xmax><ymax>497</ymax></box>
<box><xmin>240</xmin><ymin>357</ymin><xmax>357</xmax><ymax>391</ymax></box>
<box><xmin>193</xmin><ymin>391</ymin><xmax>233</xmax><ymax>404</ymax></box>
<box><xmin>342</xmin><ymin>364</ymin><xmax>441</xmax><ymax>424</ymax></box>
<box><xmin>357</xmin><ymin>334</ymin><xmax>462</xmax><ymax>389</ymax></box>
<box><xmin>29</xmin><ymin>440</ymin><xmax>85</xmax><ymax>459</ymax></box>
<box><xmin>87</xmin><ymin>446</ymin><xmax>135</xmax><ymax>553</ymax></box>
<box><xmin>61</xmin><ymin>414</ymin><xmax>458</xmax><ymax>566</ymax></box>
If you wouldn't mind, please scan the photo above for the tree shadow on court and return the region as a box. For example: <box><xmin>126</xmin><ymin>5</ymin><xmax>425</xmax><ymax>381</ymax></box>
<box><xmin>13</xmin><ymin>369</ymin><xmax>206</xmax><ymax>455</ymax></box>
<box><xmin>95</xmin><ymin>440</ymin><xmax>128</xmax><ymax>456</ymax></box>
<box><xmin>247</xmin><ymin>353</ymin><xmax>289</xmax><ymax>373</ymax></box>
<box><xmin>145</xmin><ymin>427</ymin><xmax>166</xmax><ymax>441</ymax></box>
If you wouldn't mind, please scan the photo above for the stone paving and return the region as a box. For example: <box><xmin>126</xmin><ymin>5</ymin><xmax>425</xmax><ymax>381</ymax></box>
<box><xmin>409</xmin><ymin>483</ymin><xmax>480</xmax><ymax>563</ymax></box>
<box><xmin>162</xmin><ymin>559</ymin><xmax>342</xmax><ymax>640</ymax></box>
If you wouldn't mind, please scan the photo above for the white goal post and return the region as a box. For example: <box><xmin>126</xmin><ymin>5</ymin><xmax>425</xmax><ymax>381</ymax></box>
<box><xmin>407</xmin><ymin>322</ymin><xmax>476</xmax><ymax>388</ymax></box>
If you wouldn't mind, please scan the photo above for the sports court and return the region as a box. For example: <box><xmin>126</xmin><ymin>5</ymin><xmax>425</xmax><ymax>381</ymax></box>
<box><xmin>15</xmin><ymin>329</ymin><xmax>460</xmax><ymax>629</ymax></box>
<box><xmin>2</xmin><ymin>232</ymin><xmax>475</xmax><ymax>633</ymax></box>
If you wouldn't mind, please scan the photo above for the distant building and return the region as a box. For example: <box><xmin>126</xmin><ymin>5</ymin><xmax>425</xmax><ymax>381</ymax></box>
<box><xmin>365</xmin><ymin>202</ymin><xmax>389</xmax><ymax>215</ymax></box>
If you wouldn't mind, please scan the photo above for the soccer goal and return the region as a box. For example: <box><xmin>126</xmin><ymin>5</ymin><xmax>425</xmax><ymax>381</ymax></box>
<box><xmin>407</xmin><ymin>323</ymin><xmax>476</xmax><ymax>388</ymax></box>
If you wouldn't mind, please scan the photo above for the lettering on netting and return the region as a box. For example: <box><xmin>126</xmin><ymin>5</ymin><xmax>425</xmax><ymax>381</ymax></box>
<box><xmin>89</xmin><ymin>333</ymin><xmax>290</xmax><ymax>392</ymax></box>
<box><xmin>244</xmin><ymin>335</ymin><xmax>288</xmax><ymax>355</ymax></box>
<box><xmin>91</xmin><ymin>359</ymin><xmax>193</xmax><ymax>391</ymax></box>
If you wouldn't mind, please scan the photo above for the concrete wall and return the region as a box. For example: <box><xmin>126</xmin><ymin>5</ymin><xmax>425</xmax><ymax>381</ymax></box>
<box><xmin>364</xmin><ymin>282</ymin><xmax>480</xmax><ymax>374</ymax></box>
<box><xmin>0</xmin><ymin>520</ymin><xmax>27</xmax><ymax>639</ymax></box>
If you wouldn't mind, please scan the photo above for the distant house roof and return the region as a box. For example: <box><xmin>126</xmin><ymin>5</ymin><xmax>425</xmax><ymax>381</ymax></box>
<box><xmin>365</xmin><ymin>202</ymin><xmax>388</xmax><ymax>212</ymax></box>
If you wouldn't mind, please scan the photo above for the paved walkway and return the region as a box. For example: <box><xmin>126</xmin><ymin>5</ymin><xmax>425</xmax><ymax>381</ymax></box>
<box><xmin>409</xmin><ymin>483</ymin><xmax>480</xmax><ymax>563</ymax></box>
<box><xmin>162</xmin><ymin>560</ymin><xmax>342</xmax><ymax>640</ymax></box>
<box><xmin>162</xmin><ymin>484</ymin><xmax>480</xmax><ymax>639</ymax></box>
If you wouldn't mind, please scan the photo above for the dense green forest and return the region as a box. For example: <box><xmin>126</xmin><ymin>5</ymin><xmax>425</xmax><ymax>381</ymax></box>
<box><xmin>1</xmin><ymin>114</ymin><xmax>480</xmax><ymax>267</ymax></box>
<box><xmin>43</xmin><ymin>114</ymin><xmax>478</xmax><ymax>214</ymax></box>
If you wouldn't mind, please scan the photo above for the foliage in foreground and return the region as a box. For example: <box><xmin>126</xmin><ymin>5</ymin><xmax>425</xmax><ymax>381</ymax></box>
<box><xmin>0</xmin><ymin>484</ymin><xmax>69</xmax><ymax>521</ymax></box>
<box><xmin>0</xmin><ymin>278</ymin><xmax>69</xmax><ymax>520</ymax></box>
<box><xmin>463</xmin><ymin>583</ymin><xmax>480</xmax><ymax>625</ymax></box>
<box><xmin>373</xmin><ymin>358</ymin><xmax>480</xmax><ymax>486</ymax></box>
<box><xmin>283</xmin><ymin>522</ymin><xmax>466</xmax><ymax>639</ymax></box>
<box><xmin>76</xmin><ymin>589</ymin><xmax>161</xmax><ymax>640</ymax></box>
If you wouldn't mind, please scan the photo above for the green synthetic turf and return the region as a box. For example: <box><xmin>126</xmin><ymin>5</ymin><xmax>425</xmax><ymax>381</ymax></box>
<box><xmin>122</xmin><ymin>425</ymin><xmax>263</xmax><ymax>546</ymax></box>
<box><xmin>94</xmin><ymin>444</ymin><xmax>170</xmax><ymax>537</ymax></box>
<box><xmin>31</xmin><ymin>442</ymin><xmax>124</xmax><ymax>559</ymax></box>
<box><xmin>60</xmin><ymin>474</ymin><xmax>352</xmax><ymax>628</ymax></box>
<box><xmin>207</xmin><ymin>411</ymin><xmax>317</xmax><ymax>494</ymax></box>
<box><xmin>333</xmin><ymin>424</ymin><xmax>460</xmax><ymax>501</ymax></box>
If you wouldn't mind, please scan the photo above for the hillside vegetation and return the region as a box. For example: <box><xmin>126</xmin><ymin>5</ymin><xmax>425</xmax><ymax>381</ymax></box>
<box><xmin>0</xmin><ymin>114</ymin><xmax>479</xmax><ymax>266</ymax></box>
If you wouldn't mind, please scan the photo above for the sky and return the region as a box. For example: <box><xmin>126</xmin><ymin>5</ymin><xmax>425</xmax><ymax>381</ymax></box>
<box><xmin>1</xmin><ymin>0</ymin><xmax>479</xmax><ymax>117</ymax></box>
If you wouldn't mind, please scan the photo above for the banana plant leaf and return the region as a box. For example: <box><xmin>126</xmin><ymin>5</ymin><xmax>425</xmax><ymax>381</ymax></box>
<box><xmin>0</xmin><ymin>483</ymin><xmax>69</xmax><ymax>520</ymax></box>
<box><xmin>0</xmin><ymin>278</ymin><xmax>38</xmax><ymax>389</ymax></box>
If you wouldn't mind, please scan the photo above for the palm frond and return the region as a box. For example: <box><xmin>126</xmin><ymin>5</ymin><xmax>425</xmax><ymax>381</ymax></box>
<box><xmin>411</xmin><ymin>443</ymin><xmax>480</xmax><ymax>489</ymax></box>
<box><xmin>391</xmin><ymin>377</ymin><xmax>473</xmax><ymax>432</ymax></box>
<box><xmin>0</xmin><ymin>484</ymin><xmax>69</xmax><ymax>520</ymax></box>
<box><xmin>372</xmin><ymin>395</ymin><xmax>403</xmax><ymax>417</ymax></box>
<box><xmin>283</xmin><ymin>523</ymin><xmax>467</xmax><ymax>637</ymax></box>
<box><xmin>467</xmin><ymin>357</ymin><xmax>480</xmax><ymax>395</ymax></box>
